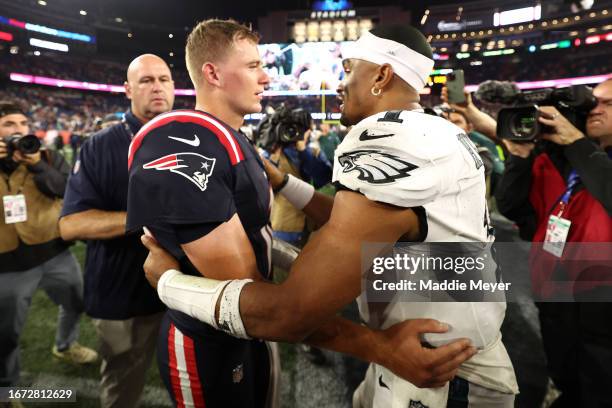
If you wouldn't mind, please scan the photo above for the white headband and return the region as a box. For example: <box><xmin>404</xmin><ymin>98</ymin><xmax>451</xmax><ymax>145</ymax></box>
<box><xmin>342</xmin><ymin>31</ymin><xmax>434</xmax><ymax>92</ymax></box>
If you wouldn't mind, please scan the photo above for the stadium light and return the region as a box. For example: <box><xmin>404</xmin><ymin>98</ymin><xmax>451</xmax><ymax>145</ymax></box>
<box><xmin>0</xmin><ymin>15</ymin><xmax>94</xmax><ymax>43</ymax></box>
<box><xmin>483</xmin><ymin>49</ymin><xmax>515</xmax><ymax>56</ymax></box>
<box><xmin>585</xmin><ymin>35</ymin><xmax>600</xmax><ymax>44</ymax></box>
<box><xmin>11</xmin><ymin>71</ymin><xmax>612</xmax><ymax>97</ymax></box>
<box><xmin>29</xmin><ymin>37</ymin><xmax>69</xmax><ymax>52</ymax></box>
<box><xmin>0</xmin><ymin>31</ymin><xmax>13</xmax><ymax>42</ymax></box>
<box><xmin>79</xmin><ymin>10</ymin><xmax>87</xmax><ymax>16</ymax></box>
<box><xmin>38</xmin><ymin>0</ymin><xmax>46</xmax><ymax>5</ymax></box>
<box><xmin>420</xmin><ymin>10</ymin><xmax>429</xmax><ymax>26</ymax></box>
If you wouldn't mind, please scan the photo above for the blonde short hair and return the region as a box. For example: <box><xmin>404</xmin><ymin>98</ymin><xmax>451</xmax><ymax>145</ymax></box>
<box><xmin>185</xmin><ymin>19</ymin><xmax>260</xmax><ymax>87</ymax></box>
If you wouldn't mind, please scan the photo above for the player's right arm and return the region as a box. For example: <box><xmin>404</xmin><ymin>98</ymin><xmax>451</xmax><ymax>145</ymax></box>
<box><xmin>177</xmin><ymin>214</ymin><xmax>261</xmax><ymax>281</ymax></box>
<box><xmin>60</xmin><ymin>135</ymin><xmax>128</xmax><ymax>240</ymax></box>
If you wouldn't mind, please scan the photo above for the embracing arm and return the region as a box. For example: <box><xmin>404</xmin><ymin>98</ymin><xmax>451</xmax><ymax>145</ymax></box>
<box><xmin>263</xmin><ymin>156</ymin><xmax>335</xmax><ymax>226</ymax></box>
<box><xmin>142</xmin><ymin>191</ymin><xmax>474</xmax><ymax>386</ymax></box>
<box><xmin>239</xmin><ymin>191</ymin><xmax>419</xmax><ymax>340</ymax></box>
<box><xmin>304</xmin><ymin>315</ymin><xmax>474</xmax><ymax>387</ymax></box>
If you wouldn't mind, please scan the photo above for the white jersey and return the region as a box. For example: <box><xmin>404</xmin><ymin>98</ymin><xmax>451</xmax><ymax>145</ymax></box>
<box><xmin>332</xmin><ymin>110</ymin><xmax>518</xmax><ymax>405</ymax></box>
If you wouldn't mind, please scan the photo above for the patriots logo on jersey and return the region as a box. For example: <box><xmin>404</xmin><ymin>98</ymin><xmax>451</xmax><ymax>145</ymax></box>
<box><xmin>143</xmin><ymin>152</ymin><xmax>216</xmax><ymax>191</ymax></box>
<box><xmin>337</xmin><ymin>150</ymin><xmax>418</xmax><ymax>184</ymax></box>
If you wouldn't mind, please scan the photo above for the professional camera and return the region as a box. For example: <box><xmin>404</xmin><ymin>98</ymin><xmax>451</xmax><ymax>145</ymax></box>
<box><xmin>496</xmin><ymin>85</ymin><xmax>596</xmax><ymax>141</ymax></box>
<box><xmin>3</xmin><ymin>134</ymin><xmax>41</xmax><ymax>156</ymax></box>
<box><xmin>255</xmin><ymin>104</ymin><xmax>311</xmax><ymax>152</ymax></box>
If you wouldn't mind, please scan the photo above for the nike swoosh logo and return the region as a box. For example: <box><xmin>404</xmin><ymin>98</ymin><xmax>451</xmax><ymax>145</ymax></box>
<box><xmin>378</xmin><ymin>374</ymin><xmax>390</xmax><ymax>390</ymax></box>
<box><xmin>359</xmin><ymin>130</ymin><xmax>394</xmax><ymax>141</ymax></box>
<box><xmin>168</xmin><ymin>134</ymin><xmax>200</xmax><ymax>147</ymax></box>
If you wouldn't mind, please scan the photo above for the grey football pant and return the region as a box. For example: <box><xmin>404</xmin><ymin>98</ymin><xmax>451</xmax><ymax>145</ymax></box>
<box><xmin>0</xmin><ymin>249</ymin><xmax>84</xmax><ymax>386</ymax></box>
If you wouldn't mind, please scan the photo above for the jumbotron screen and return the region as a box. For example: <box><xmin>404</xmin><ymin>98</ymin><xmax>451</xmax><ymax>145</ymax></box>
<box><xmin>258</xmin><ymin>41</ymin><xmax>351</xmax><ymax>92</ymax></box>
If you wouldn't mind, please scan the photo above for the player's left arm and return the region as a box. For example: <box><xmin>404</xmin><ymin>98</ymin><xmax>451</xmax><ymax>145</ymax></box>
<box><xmin>263</xmin><ymin>156</ymin><xmax>334</xmax><ymax>226</ymax></box>
<box><xmin>239</xmin><ymin>190</ymin><xmax>421</xmax><ymax>341</ymax></box>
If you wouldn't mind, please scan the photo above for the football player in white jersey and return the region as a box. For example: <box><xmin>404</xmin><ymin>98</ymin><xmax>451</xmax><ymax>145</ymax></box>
<box><xmin>138</xmin><ymin>24</ymin><xmax>517</xmax><ymax>406</ymax></box>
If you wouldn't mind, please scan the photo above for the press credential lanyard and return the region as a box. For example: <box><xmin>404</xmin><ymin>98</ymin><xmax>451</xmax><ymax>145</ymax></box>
<box><xmin>2</xmin><ymin>172</ymin><xmax>28</xmax><ymax>224</ymax></box>
<box><xmin>543</xmin><ymin>170</ymin><xmax>579</xmax><ymax>257</ymax></box>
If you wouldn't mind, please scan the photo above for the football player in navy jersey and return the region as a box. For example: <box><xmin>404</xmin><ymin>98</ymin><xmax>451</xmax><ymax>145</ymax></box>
<box><xmin>126</xmin><ymin>20</ymin><xmax>276</xmax><ymax>408</ymax></box>
<box><xmin>130</xmin><ymin>21</ymin><xmax>489</xmax><ymax>407</ymax></box>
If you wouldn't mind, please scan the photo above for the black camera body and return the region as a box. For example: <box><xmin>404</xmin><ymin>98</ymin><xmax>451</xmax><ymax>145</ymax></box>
<box><xmin>497</xmin><ymin>85</ymin><xmax>596</xmax><ymax>141</ymax></box>
<box><xmin>3</xmin><ymin>134</ymin><xmax>41</xmax><ymax>157</ymax></box>
<box><xmin>255</xmin><ymin>105</ymin><xmax>311</xmax><ymax>152</ymax></box>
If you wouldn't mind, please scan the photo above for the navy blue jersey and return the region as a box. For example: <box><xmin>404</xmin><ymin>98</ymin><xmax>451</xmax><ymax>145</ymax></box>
<box><xmin>61</xmin><ymin>110</ymin><xmax>165</xmax><ymax>319</ymax></box>
<box><xmin>127</xmin><ymin>110</ymin><xmax>273</xmax><ymax>331</ymax></box>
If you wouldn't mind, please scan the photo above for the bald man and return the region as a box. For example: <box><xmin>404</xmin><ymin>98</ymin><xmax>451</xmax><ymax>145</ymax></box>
<box><xmin>59</xmin><ymin>54</ymin><xmax>175</xmax><ymax>408</ymax></box>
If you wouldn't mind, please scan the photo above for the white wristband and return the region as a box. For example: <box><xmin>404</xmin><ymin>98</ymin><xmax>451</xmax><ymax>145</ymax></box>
<box><xmin>278</xmin><ymin>174</ymin><xmax>315</xmax><ymax>210</ymax></box>
<box><xmin>218</xmin><ymin>279</ymin><xmax>253</xmax><ymax>339</ymax></box>
<box><xmin>157</xmin><ymin>269</ymin><xmax>228</xmax><ymax>329</ymax></box>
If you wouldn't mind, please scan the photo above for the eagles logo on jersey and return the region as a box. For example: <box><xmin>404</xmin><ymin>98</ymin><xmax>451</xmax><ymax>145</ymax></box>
<box><xmin>337</xmin><ymin>149</ymin><xmax>418</xmax><ymax>184</ymax></box>
<box><xmin>143</xmin><ymin>152</ymin><xmax>216</xmax><ymax>191</ymax></box>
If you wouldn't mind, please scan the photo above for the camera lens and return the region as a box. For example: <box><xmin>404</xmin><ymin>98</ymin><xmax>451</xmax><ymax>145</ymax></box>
<box><xmin>510</xmin><ymin>113</ymin><xmax>537</xmax><ymax>140</ymax></box>
<box><xmin>16</xmin><ymin>134</ymin><xmax>41</xmax><ymax>154</ymax></box>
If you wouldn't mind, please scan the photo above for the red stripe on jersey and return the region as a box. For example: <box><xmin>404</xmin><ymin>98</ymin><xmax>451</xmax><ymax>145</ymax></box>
<box><xmin>183</xmin><ymin>333</ymin><xmax>206</xmax><ymax>408</ymax></box>
<box><xmin>168</xmin><ymin>323</ymin><xmax>185</xmax><ymax>408</ymax></box>
<box><xmin>143</xmin><ymin>154</ymin><xmax>178</xmax><ymax>169</ymax></box>
<box><xmin>157</xmin><ymin>161</ymin><xmax>179</xmax><ymax>169</ymax></box>
<box><xmin>128</xmin><ymin>111</ymin><xmax>244</xmax><ymax>169</ymax></box>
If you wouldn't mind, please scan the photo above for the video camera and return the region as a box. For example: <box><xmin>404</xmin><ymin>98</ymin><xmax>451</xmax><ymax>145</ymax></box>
<box><xmin>496</xmin><ymin>85</ymin><xmax>596</xmax><ymax>141</ymax></box>
<box><xmin>2</xmin><ymin>134</ymin><xmax>41</xmax><ymax>157</ymax></box>
<box><xmin>255</xmin><ymin>104</ymin><xmax>311</xmax><ymax>152</ymax></box>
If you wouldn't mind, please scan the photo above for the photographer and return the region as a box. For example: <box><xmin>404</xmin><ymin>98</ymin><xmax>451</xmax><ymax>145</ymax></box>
<box><xmin>496</xmin><ymin>79</ymin><xmax>612</xmax><ymax>407</ymax></box>
<box><xmin>0</xmin><ymin>101</ymin><xmax>97</xmax><ymax>389</ymax></box>
<box><xmin>258</xmin><ymin>105</ymin><xmax>332</xmax><ymax>245</ymax></box>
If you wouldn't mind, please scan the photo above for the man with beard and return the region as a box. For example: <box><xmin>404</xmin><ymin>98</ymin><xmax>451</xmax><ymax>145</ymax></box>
<box><xmin>0</xmin><ymin>101</ymin><xmax>97</xmax><ymax>403</ymax></box>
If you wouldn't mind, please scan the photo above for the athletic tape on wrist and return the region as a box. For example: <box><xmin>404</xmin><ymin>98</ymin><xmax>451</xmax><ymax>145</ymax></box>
<box><xmin>218</xmin><ymin>279</ymin><xmax>253</xmax><ymax>339</ymax></box>
<box><xmin>278</xmin><ymin>174</ymin><xmax>315</xmax><ymax>210</ymax></box>
<box><xmin>157</xmin><ymin>269</ymin><xmax>228</xmax><ymax>329</ymax></box>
